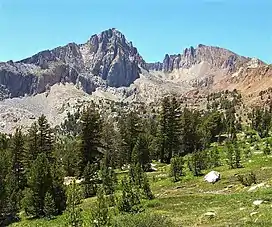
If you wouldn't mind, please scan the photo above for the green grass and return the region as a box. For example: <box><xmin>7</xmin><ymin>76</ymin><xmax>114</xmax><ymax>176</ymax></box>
<box><xmin>10</xmin><ymin>138</ymin><xmax>272</xmax><ymax>227</ymax></box>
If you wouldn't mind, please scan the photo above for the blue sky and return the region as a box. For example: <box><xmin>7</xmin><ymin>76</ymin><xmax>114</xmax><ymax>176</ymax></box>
<box><xmin>0</xmin><ymin>0</ymin><xmax>271</xmax><ymax>63</ymax></box>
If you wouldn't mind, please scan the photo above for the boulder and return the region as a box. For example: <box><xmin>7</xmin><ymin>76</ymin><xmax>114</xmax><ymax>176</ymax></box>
<box><xmin>253</xmin><ymin>200</ymin><xmax>263</xmax><ymax>206</ymax></box>
<box><xmin>204</xmin><ymin>171</ymin><xmax>220</xmax><ymax>183</ymax></box>
<box><xmin>248</xmin><ymin>183</ymin><xmax>265</xmax><ymax>192</ymax></box>
<box><xmin>203</xmin><ymin>211</ymin><xmax>216</xmax><ymax>218</ymax></box>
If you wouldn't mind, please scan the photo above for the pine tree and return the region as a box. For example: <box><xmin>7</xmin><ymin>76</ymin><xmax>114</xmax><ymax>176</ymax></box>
<box><xmin>91</xmin><ymin>187</ymin><xmax>111</xmax><ymax>227</ymax></box>
<box><xmin>142</xmin><ymin>174</ymin><xmax>154</xmax><ymax>200</ymax></box>
<box><xmin>226</xmin><ymin>142</ymin><xmax>235</xmax><ymax>169</ymax></box>
<box><xmin>65</xmin><ymin>180</ymin><xmax>83</xmax><ymax>227</ymax></box>
<box><xmin>158</xmin><ymin>96</ymin><xmax>171</xmax><ymax>163</ymax></box>
<box><xmin>181</xmin><ymin>108</ymin><xmax>203</xmax><ymax>156</ymax></box>
<box><xmin>21</xmin><ymin>187</ymin><xmax>36</xmax><ymax>217</ymax></box>
<box><xmin>117</xmin><ymin>176</ymin><xmax>141</xmax><ymax>214</ymax></box>
<box><xmin>129</xmin><ymin>164</ymin><xmax>154</xmax><ymax>200</ymax></box>
<box><xmin>225</xmin><ymin>107</ymin><xmax>237</xmax><ymax>141</ymax></box>
<box><xmin>43</xmin><ymin>191</ymin><xmax>57</xmax><ymax>219</ymax></box>
<box><xmin>209</xmin><ymin>146</ymin><xmax>221</xmax><ymax>168</ymax></box>
<box><xmin>11</xmin><ymin>128</ymin><xmax>26</xmax><ymax>190</ymax></box>
<box><xmin>131</xmin><ymin>133</ymin><xmax>151</xmax><ymax>171</ymax></box>
<box><xmin>118</xmin><ymin>111</ymin><xmax>141</xmax><ymax>165</ymax></box>
<box><xmin>82</xmin><ymin>162</ymin><xmax>98</xmax><ymax>198</ymax></box>
<box><xmin>157</xmin><ymin>96</ymin><xmax>182</xmax><ymax>163</ymax></box>
<box><xmin>23</xmin><ymin>153</ymin><xmax>52</xmax><ymax>217</ymax></box>
<box><xmin>80</xmin><ymin>104</ymin><xmax>102</xmax><ymax>174</ymax></box>
<box><xmin>169</xmin><ymin>156</ymin><xmax>184</xmax><ymax>182</ymax></box>
<box><xmin>129</xmin><ymin>164</ymin><xmax>144</xmax><ymax>188</ymax></box>
<box><xmin>25</xmin><ymin>122</ymin><xmax>39</xmax><ymax>169</ymax></box>
<box><xmin>37</xmin><ymin>115</ymin><xmax>54</xmax><ymax>161</ymax></box>
<box><xmin>0</xmin><ymin>145</ymin><xmax>9</xmax><ymax>218</ymax></box>
<box><xmin>101</xmin><ymin>120</ymin><xmax>119</xmax><ymax>168</ymax></box>
<box><xmin>188</xmin><ymin>151</ymin><xmax>204</xmax><ymax>176</ymax></box>
<box><xmin>57</xmin><ymin>137</ymin><xmax>81</xmax><ymax>177</ymax></box>
<box><xmin>100</xmin><ymin>160</ymin><xmax>117</xmax><ymax>196</ymax></box>
<box><xmin>168</xmin><ymin>97</ymin><xmax>182</xmax><ymax>159</ymax></box>
<box><xmin>50</xmin><ymin>162</ymin><xmax>66</xmax><ymax>214</ymax></box>
<box><xmin>4</xmin><ymin>128</ymin><xmax>25</xmax><ymax>217</ymax></box>
<box><xmin>5</xmin><ymin>171</ymin><xmax>21</xmax><ymax>217</ymax></box>
<box><xmin>234</xmin><ymin>141</ymin><xmax>241</xmax><ymax>168</ymax></box>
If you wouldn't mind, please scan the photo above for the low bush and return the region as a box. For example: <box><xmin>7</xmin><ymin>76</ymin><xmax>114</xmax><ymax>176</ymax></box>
<box><xmin>237</xmin><ymin>172</ymin><xmax>257</xmax><ymax>186</ymax></box>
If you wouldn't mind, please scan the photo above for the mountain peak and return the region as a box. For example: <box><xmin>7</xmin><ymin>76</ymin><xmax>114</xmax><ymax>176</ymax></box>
<box><xmin>147</xmin><ymin>44</ymin><xmax>252</xmax><ymax>72</ymax></box>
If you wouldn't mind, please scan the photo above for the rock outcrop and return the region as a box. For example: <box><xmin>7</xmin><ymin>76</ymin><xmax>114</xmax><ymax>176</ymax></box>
<box><xmin>0</xmin><ymin>28</ymin><xmax>145</xmax><ymax>98</ymax></box>
<box><xmin>147</xmin><ymin>44</ymin><xmax>252</xmax><ymax>73</ymax></box>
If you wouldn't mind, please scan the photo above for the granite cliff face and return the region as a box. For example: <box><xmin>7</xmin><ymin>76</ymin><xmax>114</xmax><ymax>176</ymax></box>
<box><xmin>0</xmin><ymin>28</ymin><xmax>145</xmax><ymax>98</ymax></box>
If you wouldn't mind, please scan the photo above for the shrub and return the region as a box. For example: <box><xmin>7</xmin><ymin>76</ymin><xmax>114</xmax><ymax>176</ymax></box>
<box><xmin>237</xmin><ymin>172</ymin><xmax>257</xmax><ymax>186</ymax></box>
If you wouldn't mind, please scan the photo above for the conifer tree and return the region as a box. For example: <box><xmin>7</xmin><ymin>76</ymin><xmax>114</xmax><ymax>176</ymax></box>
<box><xmin>5</xmin><ymin>170</ymin><xmax>21</xmax><ymax>217</ymax></box>
<box><xmin>170</xmin><ymin>156</ymin><xmax>184</xmax><ymax>182</ymax></box>
<box><xmin>37</xmin><ymin>115</ymin><xmax>54</xmax><ymax>160</ymax></box>
<box><xmin>158</xmin><ymin>96</ymin><xmax>182</xmax><ymax>163</ymax></box>
<box><xmin>225</xmin><ymin>107</ymin><xmax>237</xmax><ymax>141</ymax></box>
<box><xmin>209</xmin><ymin>146</ymin><xmax>221</xmax><ymax>168</ymax></box>
<box><xmin>181</xmin><ymin>108</ymin><xmax>203</xmax><ymax>156</ymax></box>
<box><xmin>65</xmin><ymin>180</ymin><xmax>83</xmax><ymax>227</ymax></box>
<box><xmin>80</xmin><ymin>104</ymin><xmax>102</xmax><ymax>174</ymax></box>
<box><xmin>129</xmin><ymin>164</ymin><xmax>144</xmax><ymax>188</ymax></box>
<box><xmin>142</xmin><ymin>174</ymin><xmax>154</xmax><ymax>200</ymax></box>
<box><xmin>129</xmin><ymin>164</ymin><xmax>154</xmax><ymax>200</ymax></box>
<box><xmin>250</xmin><ymin>107</ymin><xmax>271</xmax><ymax>138</ymax></box>
<box><xmin>118</xmin><ymin>176</ymin><xmax>141</xmax><ymax>214</ymax></box>
<box><xmin>22</xmin><ymin>153</ymin><xmax>52</xmax><ymax>217</ymax></box>
<box><xmin>101</xmin><ymin>120</ymin><xmax>120</xmax><ymax>168</ymax></box>
<box><xmin>226</xmin><ymin>142</ymin><xmax>235</xmax><ymax>169</ymax></box>
<box><xmin>188</xmin><ymin>151</ymin><xmax>205</xmax><ymax>176</ymax></box>
<box><xmin>233</xmin><ymin>141</ymin><xmax>241</xmax><ymax>168</ymax></box>
<box><xmin>100</xmin><ymin>160</ymin><xmax>117</xmax><ymax>196</ymax></box>
<box><xmin>43</xmin><ymin>191</ymin><xmax>57</xmax><ymax>219</ymax></box>
<box><xmin>91</xmin><ymin>187</ymin><xmax>111</xmax><ymax>227</ymax></box>
<box><xmin>132</xmin><ymin>133</ymin><xmax>151</xmax><ymax>171</ymax></box>
<box><xmin>4</xmin><ymin>128</ymin><xmax>26</xmax><ymax>217</ymax></box>
<box><xmin>119</xmin><ymin>111</ymin><xmax>141</xmax><ymax>164</ymax></box>
<box><xmin>25</xmin><ymin>122</ymin><xmax>39</xmax><ymax>169</ymax></box>
<box><xmin>82</xmin><ymin>162</ymin><xmax>98</xmax><ymax>198</ymax></box>
<box><xmin>11</xmin><ymin>128</ymin><xmax>26</xmax><ymax>190</ymax></box>
<box><xmin>50</xmin><ymin>162</ymin><xmax>66</xmax><ymax>214</ymax></box>
<box><xmin>21</xmin><ymin>187</ymin><xmax>35</xmax><ymax>217</ymax></box>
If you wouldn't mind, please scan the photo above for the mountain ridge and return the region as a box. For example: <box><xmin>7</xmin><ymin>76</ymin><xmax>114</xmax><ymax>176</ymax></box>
<box><xmin>0</xmin><ymin>28</ymin><xmax>270</xmax><ymax>133</ymax></box>
<box><xmin>0</xmin><ymin>28</ymin><xmax>264</xmax><ymax>99</ymax></box>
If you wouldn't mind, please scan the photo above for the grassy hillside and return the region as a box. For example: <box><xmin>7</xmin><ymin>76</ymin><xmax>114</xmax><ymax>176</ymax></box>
<box><xmin>10</xmin><ymin>135</ymin><xmax>272</xmax><ymax>227</ymax></box>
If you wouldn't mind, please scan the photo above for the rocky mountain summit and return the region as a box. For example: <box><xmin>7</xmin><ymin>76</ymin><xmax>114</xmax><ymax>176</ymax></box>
<box><xmin>0</xmin><ymin>28</ymin><xmax>145</xmax><ymax>98</ymax></box>
<box><xmin>0</xmin><ymin>28</ymin><xmax>264</xmax><ymax>100</ymax></box>
<box><xmin>0</xmin><ymin>28</ymin><xmax>269</xmax><ymax>132</ymax></box>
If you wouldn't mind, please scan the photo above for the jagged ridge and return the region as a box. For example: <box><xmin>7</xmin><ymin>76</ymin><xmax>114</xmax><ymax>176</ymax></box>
<box><xmin>147</xmin><ymin>44</ymin><xmax>252</xmax><ymax>73</ymax></box>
